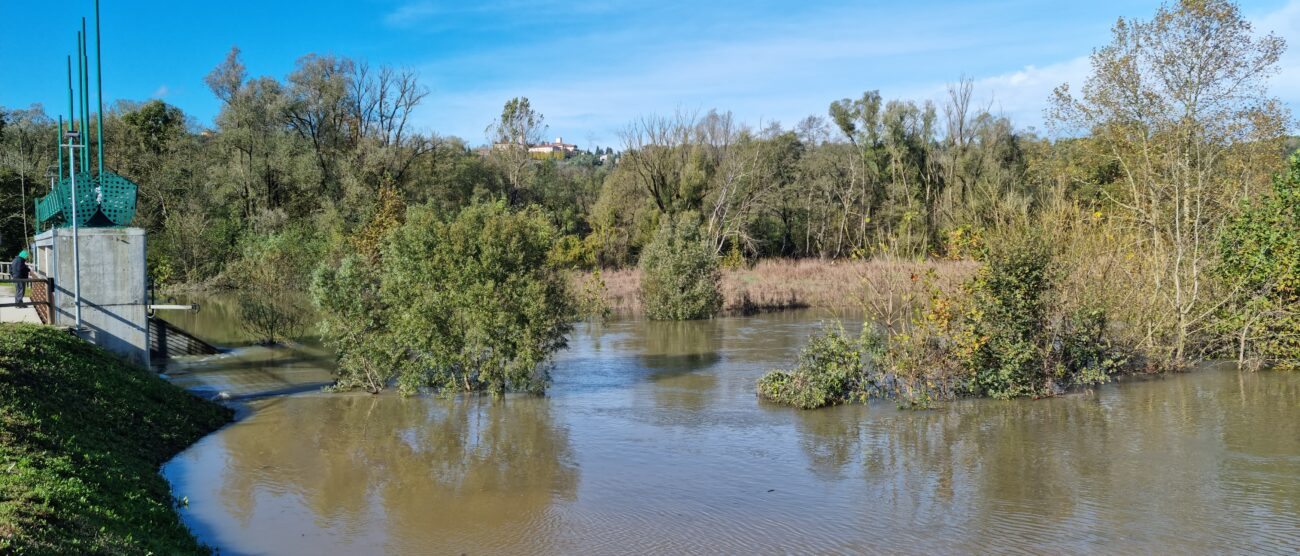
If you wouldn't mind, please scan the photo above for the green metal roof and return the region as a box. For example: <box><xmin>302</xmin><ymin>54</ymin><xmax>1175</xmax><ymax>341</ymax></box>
<box><xmin>36</xmin><ymin>170</ymin><xmax>138</xmax><ymax>229</ymax></box>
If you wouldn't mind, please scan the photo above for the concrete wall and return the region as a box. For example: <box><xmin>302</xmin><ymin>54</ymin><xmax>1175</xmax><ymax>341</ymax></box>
<box><xmin>33</xmin><ymin>227</ymin><xmax>149</xmax><ymax>367</ymax></box>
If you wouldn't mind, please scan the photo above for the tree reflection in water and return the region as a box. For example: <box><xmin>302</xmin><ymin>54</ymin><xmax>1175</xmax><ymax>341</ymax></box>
<box><xmin>210</xmin><ymin>394</ymin><xmax>577</xmax><ymax>554</ymax></box>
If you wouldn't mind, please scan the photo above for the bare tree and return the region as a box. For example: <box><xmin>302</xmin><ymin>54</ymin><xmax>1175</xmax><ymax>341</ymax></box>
<box><xmin>618</xmin><ymin>109</ymin><xmax>699</xmax><ymax>214</ymax></box>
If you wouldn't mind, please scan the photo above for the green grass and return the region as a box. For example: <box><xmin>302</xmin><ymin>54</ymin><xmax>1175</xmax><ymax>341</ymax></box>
<box><xmin>0</xmin><ymin>324</ymin><xmax>233</xmax><ymax>555</ymax></box>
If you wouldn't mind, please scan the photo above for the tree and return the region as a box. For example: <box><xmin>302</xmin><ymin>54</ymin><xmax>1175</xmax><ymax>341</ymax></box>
<box><xmin>363</xmin><ymin>202</ymin><xmax>575</xmax><ymax>395</ymax></box>
<box><xmin>0</xmin><ymin>106</ymin><xmax>53</xmax><ymax>253</ymax></box>
<box><xmin>1051</xmin><ymin>0</ymin><xmax>1288</xmax><ymax>364</ymax></box>
<box><xmin>487</xmin><ymin>97</ymin><xmax>545</xmax><ymax>205</ymax></box>
<box><xmin>312</xmin><ymin>254</ymin><xmax>399</xmax><ymax>393</ymax></box>
<box><xmin>638</xmin><ymin>213</ymin><xmax>723</xmax><ymax>320</ymax></box>
<box><xmin>618</xmin><ymin>110</ymin><xmax>702</xmax><ymax>215</ymax></box>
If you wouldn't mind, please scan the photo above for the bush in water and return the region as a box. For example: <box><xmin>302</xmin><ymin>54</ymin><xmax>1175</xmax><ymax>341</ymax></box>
<box><xmin>757</xmin><ymin>322</ymin><xmax>873</xmax><ymax>409</ymax></box>
<box><xmin>312</xmin><ymin>254</ymin><xmax>400</xmax><ymax>394</ymax></box>
<box><xmin>639</xmin><ymin>213</ymin><xmax>723</xmax><ymax>321</ymax></box>
<box><xmin>760</xmin><ymin>236</ymin><xmax>1129</xmax><ymax>409</ymax></box>
<box><xmin>315</xmin><ymin>201</ymin><xmax>576</xmax><ymax>395</ymax></box>
<box><xmin>960</xmin><ymin>235</ymin><xmax>1126</xmax><ymax>399</ymax></box>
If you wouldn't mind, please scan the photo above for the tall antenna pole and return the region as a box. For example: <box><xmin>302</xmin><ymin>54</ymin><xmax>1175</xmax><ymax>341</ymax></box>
<box><xmin>76</xmin><ymin>31</ymin><xmax>87</xmax><ymax>175</ymax></box>
<box><xmin>95</xmin><ymin>0</ymin><xmax>105</xmax><ymax>177</ymax></box>
<box><xmin>57</xmin><ymin>117</ymin><xmax>64</xmax><ymax>184</ymax></box>
<box><xmin>65</xmin><ymin>131</ymin><xmax>83</xmax><ymax>331</ymax></box>
<box><xmin>66</xmin><ymin>56</ymin><xmax>74</xmax><ymax>142</ymax></box>
<box><xmin>80</xmin><ymin>19</ymin><xmax>91</xmax><ymax>175</ymax></box>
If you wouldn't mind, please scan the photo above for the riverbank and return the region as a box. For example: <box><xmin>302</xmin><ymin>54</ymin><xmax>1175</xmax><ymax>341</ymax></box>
<box><xmin>0</xmin><ymin>324</ymin><xmax>232</xmax><ymax>554</ymax></box>
<box><xmin>579</xmin><ymin>258</ymin><xmax>976</xmax><ymax>316</ymax></box>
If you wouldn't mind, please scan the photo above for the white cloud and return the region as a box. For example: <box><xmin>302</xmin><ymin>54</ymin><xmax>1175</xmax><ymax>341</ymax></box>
<box><xmin>151</xmin><ymin>85</ymin><xmax>169</xmax><ymax>99</ymax></box>
<box><xmin>961</xmin><ymin>56</ymin><xmax>1092</xmax><ymax>132</ymax></box>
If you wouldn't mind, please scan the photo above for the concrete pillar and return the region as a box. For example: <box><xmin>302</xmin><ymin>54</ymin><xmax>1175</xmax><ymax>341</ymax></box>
<box><xmin>32</xmin><ymin>227</ymin><xmax>149</xmax><ymax>367</ymax></box>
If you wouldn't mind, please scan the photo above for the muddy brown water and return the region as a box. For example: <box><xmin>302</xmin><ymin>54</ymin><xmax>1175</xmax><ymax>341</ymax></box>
<box><xmin>159</xmin><ymin>297</ymin><xmax>1300</xmax><ymax>555</ymax></box>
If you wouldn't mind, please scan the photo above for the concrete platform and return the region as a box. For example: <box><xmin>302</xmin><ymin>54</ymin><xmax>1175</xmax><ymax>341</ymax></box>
<box><xmin>0</xmin><ymin>298</ymin><xmax>41</xmax><ymax>323</ymax></box>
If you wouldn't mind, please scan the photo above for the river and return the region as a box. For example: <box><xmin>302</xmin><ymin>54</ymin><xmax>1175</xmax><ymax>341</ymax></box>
<box><xmin>158</xmin><ymin>297</ymin><xmax>1300</xmax><ymax>555</ymax></box>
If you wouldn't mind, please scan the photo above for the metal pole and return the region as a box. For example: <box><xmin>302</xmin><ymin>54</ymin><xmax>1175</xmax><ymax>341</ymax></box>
<box><xmin>76</xmin><ymin>32</ymin><xmax>85</xmax><ymax>175</ymax></box>
<box><xmin>65</xmin><ymin>56</ymin><xmax>74</xmax><ymax>147</ymax></box>
<box><xmin>66</xmin><ymin>134</ymin><xmax>82</xmax><ymax>331</ymax></box>
<box><xmin>95</xmin><ymin>0</ymin><xmax>105</xmax><ymax>178</ymax></box>
<box><xmin>80</xmin><ymin>22</ymin><xmax>91</xmax><ymax>176</ymax></box>
<box><xmin>57</xmin><ymin>117</ymin><xmax>64</xmax><ymax>184</ymax></box>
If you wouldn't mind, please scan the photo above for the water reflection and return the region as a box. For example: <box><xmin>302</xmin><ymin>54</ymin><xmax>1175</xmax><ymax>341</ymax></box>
<box><xmin>787</xmin><ymin>368</ymin><xmax>1300</xmax><ymax>553</ymax></box>
<box><xmin>169</xmin><ymin>395</ymin><xmax>577</xmax><ymax>555</ymax></box>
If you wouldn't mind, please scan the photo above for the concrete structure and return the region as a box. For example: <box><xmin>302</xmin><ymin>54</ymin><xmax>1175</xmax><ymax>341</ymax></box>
<box><xmin>32</xmin><ymin>227</ymin><xmax>149</xmax><ymax>366</ymax></box>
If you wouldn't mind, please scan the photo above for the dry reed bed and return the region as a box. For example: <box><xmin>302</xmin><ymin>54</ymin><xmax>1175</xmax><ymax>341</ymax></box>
<box><xmin>578</xmin><ymin>258</ymin><xmax>976</xmax><ymax>317</ymax></box>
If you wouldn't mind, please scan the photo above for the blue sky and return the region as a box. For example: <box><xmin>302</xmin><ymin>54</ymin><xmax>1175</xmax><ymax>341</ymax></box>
<box><xmin>2</xmin><ymin>0</ymin><xmax>1297</xmax><ymax>147</ymax></box>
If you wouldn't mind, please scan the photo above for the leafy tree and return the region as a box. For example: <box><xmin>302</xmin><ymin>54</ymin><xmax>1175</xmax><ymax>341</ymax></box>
<box><xmin>379</xmin><ymin>202</ymin><xmax>574</xmax><ymax>395</ymax></box>
<box><xmin>0</xmin><ymin>106</ymin><xmax>53</xmax><ymax>255</ymax></box>
<box><xmin>638</xmin><ymin>213</ymin><xmax>723</xmax><ymax>320</ymax></box>
<box><xmin>312</xmin><ymin>254</ymin><xmax>399</xmax><ymax>393</ymax></box>
<box><xmin>1051</xmin><ymin>0</ymin><xmax>1288</xmax><ymax>364</ymax></box>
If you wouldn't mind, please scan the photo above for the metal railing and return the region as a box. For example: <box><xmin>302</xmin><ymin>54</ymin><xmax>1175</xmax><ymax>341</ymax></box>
<box><xmin>1</xmin><ymin>274</ymin><xmax>55</xmax><ymax>324</ymax></box>
<box><xmin>0</xmin><ymin>262</ymin><xmax>41</xmax><ymax>280</ymax></box>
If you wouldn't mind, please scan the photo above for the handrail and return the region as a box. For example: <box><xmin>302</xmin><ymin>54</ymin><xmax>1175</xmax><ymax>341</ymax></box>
<box><xmin>1</xmin><ymin>276</ymin><xmax>56</xmax><ymax>324</ymax></box>
<box><xmin>0</xmin><ymin>262</ymin><xmax>42</xmax><ymax>280</ymax></box>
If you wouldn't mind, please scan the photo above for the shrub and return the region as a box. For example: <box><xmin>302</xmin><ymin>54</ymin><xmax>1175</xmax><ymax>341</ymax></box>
<box><xmin>770</xmin><ymin>235</ymin><xmax>1132</xmax><ymax>410</ymax></box>
<box><xmin>1217</xmin><ymin>154</ymin><xmax>1300</xmax><ymax>369</ymax></box>
<box><xmin>963</xmin><ymin>236</ymin><xmax>1056</xmax><ymax>399</ymax></box>
<box><xmin>757</xmin><ymin>323</ymin><xmax>868</xmax><ymax>409</ymax></box>
<box><xmin>639</xmin><ymin>213</ymin><xmax>723</xmax><ymax>320</ymax></box>
<box><xmin>572</xmin><ymin>269</ymin><xmax>612</xmax><ymax>322</ymax></box>
<box><xmin>960</xmin><ymin>235</ymin><xmax>1128</xmax><ymax>398</ymax></box>
<box><xmin>314</xmin><ymin>201</ymin><xmax>575</xmax><ymax>395</ymax></box>
<box><xmin>312</xmin><ymin>189</ymin><xmax>407</xmax><ymax>393</ymax></box>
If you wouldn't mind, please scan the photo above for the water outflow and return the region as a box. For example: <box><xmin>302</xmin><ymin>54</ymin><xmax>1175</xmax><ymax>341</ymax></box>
<box><xmin>161</xmin><ymin>301</ymin><xmax>1300</xmax><ymax>554</ymax></box>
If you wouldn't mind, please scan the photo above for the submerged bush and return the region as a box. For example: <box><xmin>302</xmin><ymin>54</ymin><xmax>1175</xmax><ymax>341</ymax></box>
<box><xmin>382</xmin><ymin>201</ymin><xmax>575</xmax><ymax>395</ymax></box>
<box><xmin>961</xmin><ymin>236</ymin><xmax>1127</xmax><ymax>398</ymax></box>
<box><xmin>757</xmin><ymin>323</ymin><xmax>871</xmax><ymax>409</ymax></box>
<box><xmin>314</xmin><ymin>201</ymin><xmax>575</xmax><ymax>395</ymax></box>
<box><xmin>639</xmin><ymin>213</ymin><xmax>723</xmax><ymax>320</ymax></box>
<box><xmin>312</xmin><ymin>255</ymin><xmax>400</xmax><ymax>393</ymax></box>
<box><xmin>761</xmin><ymin>236</ymin><xmax>1130</xmax><ymax>409</ymax></box>
<box><xmin>963</xmin><ymin>237</ymin><xmax>1056</xmax><ymax>398</ymax></box>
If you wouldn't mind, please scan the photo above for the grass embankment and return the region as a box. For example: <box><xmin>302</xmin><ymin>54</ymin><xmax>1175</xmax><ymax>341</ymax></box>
<box><xmin>582</xmin><ymin>258</ymin><xmax>975</xmax><ymax>316</ymax></box>
<box><xmin>0</xmin><ymin>324</ymin><xmax>232</xmax><ymax>555</ymax></box>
